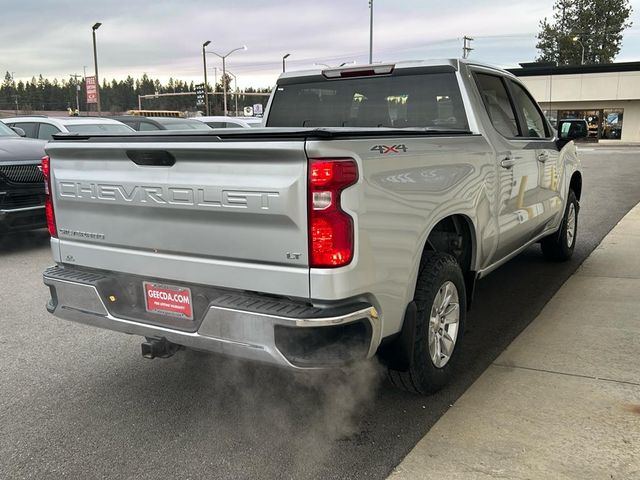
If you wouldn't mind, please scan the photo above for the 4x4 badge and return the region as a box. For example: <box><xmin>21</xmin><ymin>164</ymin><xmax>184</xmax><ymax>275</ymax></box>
<box><xmin>371</xmin><ymin>144</ymin><xmax>408</xmax><ymax>154</ymax></box>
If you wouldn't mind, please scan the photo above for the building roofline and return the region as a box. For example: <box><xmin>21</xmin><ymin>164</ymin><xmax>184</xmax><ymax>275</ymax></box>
<box><xmin>508</xmin><ymin>61</ymin><xmax>640</xmax><ymax>77</ymax></box>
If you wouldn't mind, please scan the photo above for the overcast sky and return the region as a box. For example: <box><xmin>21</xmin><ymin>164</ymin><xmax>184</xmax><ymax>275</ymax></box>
<box><xmin>2</xmin><ymin>0</ymin><xmax>640</xmax><ymax>88</ymax></box>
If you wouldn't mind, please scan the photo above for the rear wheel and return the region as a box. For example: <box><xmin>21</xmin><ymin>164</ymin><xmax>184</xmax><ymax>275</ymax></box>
<box><xmin>541</xmin><ymin>189</ymin><xmax>578</xmax><ymax>261</ymax></box>
<box><xmin>388</xmin><ymin>252</ymin><xmax>466</xmax><ymax>395</ymax></box>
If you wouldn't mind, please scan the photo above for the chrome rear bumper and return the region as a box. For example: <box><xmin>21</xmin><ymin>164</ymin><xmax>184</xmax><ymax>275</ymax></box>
<box><xmin>43</xmin><ymin>266</ymin><xmax>381</xmax><ymax>369</ymax></box>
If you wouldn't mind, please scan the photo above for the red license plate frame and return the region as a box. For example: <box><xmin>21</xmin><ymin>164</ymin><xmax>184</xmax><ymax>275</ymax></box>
<box><xmin>143</xmin><ymin>281</ymin><xmax>193</xmax><ymax>320</ymax></box>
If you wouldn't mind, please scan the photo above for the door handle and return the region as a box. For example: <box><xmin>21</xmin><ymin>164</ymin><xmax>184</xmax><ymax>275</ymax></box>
<box><xmin>537</xmin><ymin>152</ymin><xmax>549</xmax><ymax>163</ymax></box>
<box><xmin>500</xmin><ymin>157</ymin><xmax>516</xmax><ymax>169</ymax></box>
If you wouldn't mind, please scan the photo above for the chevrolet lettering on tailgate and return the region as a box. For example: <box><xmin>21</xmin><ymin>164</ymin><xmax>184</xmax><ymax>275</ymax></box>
<box><xmin>58</xmin><ymin>182</ymin><xmax>280</xmax><ymax>210</ymax></box>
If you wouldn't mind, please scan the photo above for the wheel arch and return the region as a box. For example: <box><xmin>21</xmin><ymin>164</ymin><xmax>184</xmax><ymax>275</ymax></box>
<box><xmin>570</xmin><ymin>171</ymin><xmax>582</xmax><ymax>201</ymax></box>
<box><xmin>379</xmin><ymin>213</ymin><xmax>477</xmax><ymax>372</ymax></box>
<box><xmin>420</xmin><ymin>213</ymin><xmax>477</xmax><ymax>274</ymax></box>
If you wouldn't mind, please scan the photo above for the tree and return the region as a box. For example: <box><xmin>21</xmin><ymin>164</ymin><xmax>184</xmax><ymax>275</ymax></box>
<box><xmin>536</xmin><ymin>0</ymin><xmax>633</xmax><ymax>65</ymax></box>
<box><xmin>0</xmin><ymin>73</ymin><xmax>272</xmax><ymax>114</ymax></box>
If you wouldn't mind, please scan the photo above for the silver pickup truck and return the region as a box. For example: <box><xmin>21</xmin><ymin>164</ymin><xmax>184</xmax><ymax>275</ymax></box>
<box><xmin>42</xmin><ymin>59</ymin><xmax>584</xmax><ymax>394</ymax></box>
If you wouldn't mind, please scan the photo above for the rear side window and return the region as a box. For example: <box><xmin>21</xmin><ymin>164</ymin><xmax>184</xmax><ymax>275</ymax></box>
<box><xmin>139</xmin><ymin>121</ymin><xmax>161</xmax><ymax>131</ymax></box>
<box><xmin>65</xmin><ymin>124</ymin><xmax>133</xmax><ymax>134</ymax></box>
<box><xmin>267</xmin><ymin>72</ymin><xmax>469</xmax><ymax>130</ymax></box>
<box><xmin>155</xmin><ymin>120</ymin><xmax>211</xmax><ymax>130</ymax></box>
<box><xmin>473</xmin><ymin>73</ymin><xmax>519</xmax><ymax>138</ymax></box>
<box><xmin>38</xmin><ymin>123</ymin><xmax>61</xmax><ymax>140</ymax></box>
<box><xmin>508</xmin><ymin>81</ymin><xmax>549</xmax><ymax>138</ymax></box>
<box><xmin>11</xmin><ymin>122</ymin><xmax>38</xmax><ymax>138</ymax></box>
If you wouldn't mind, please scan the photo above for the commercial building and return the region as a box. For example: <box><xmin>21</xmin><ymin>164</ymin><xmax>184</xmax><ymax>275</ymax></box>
<box><xmin>509</xmin><ymin>62</ymin><xmax>640</xmax><ymax>142</ymax></box>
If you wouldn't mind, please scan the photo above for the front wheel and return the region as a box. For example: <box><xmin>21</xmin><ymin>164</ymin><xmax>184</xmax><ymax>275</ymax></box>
<box><xmin>388</xmin><ymin>252</ymin><xmax>466</xmax><ymax>395</ymax></box>
<box><xmin>541</xmin><ymin>189</ymin><xmax>578</xmax><ymax>261</ymax></box>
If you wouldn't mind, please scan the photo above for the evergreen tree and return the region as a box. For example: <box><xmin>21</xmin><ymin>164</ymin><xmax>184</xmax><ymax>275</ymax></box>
<box><xmin>536</xmin><ymin>0</ymin><xmax>633</xmax><ymax>65</ymax></box>
<box><xmin>0</xmin><ymin>73</ymin><xmax>272</xmax><ymax>114</ymax></box>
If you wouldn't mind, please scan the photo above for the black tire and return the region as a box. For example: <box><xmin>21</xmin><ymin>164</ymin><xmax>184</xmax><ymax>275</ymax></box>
<box><xmin>388</xmin><ymin>252</ymin><xmax>466</xmax><ymax>395</ymax></box>
<box><xmin>541</xmin><ymin>189</ymin><xmax>578</xmax><ymax>261</ymax></box>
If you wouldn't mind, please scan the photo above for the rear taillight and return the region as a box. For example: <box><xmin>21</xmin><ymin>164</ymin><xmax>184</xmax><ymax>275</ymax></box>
<box><xmin>308</xmin><ymin>159</ymin><xmax>358</xmax><ymax>268</ymax></box>
<box><xmin>41</xmin><ymin>156</ymin><xmax>57</xmax><ymax>238</ymax></box>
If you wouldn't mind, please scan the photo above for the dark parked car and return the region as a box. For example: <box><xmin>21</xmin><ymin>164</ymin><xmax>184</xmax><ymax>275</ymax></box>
<box><xmin>112</xmin><ymin>116</ymin><xmax>212</xmax><ymax>131</ymax></box>
<box><xmin>0</xmin><ymin>121</ymin><xmax>47</xmax><ymax>235</ymax></box>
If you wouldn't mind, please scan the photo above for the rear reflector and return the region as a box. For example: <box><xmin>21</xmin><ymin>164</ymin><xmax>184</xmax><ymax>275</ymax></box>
<box><xmin>41</xmin><ymin>156</ymin><xmax>57</xmax><ymax>238</ymax></box>
<box><xmin>308</xmin><ymin>159</ymin><xmax>358</xmax><ymax>268</ymax></box>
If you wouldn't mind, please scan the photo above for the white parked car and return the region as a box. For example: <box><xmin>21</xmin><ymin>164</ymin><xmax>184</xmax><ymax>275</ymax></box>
<box><xmin>1</xmin><ymin>116</ymin><xmax>134</xmax><ymax>140</ymax></box>
<box><xmin>194</xmin><ymin>116</ymin><xmax>263</xmax><ymax>128</ymax></box>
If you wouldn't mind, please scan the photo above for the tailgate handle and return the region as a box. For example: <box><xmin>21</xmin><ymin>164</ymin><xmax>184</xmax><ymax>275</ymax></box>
<box><xmin>127</xmin><ymin>150</ymin><xmax>176</xmax><ymax>167</ymax></box>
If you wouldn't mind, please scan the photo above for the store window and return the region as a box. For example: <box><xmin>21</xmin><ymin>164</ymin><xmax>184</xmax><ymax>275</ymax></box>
<box><xmin>603</xmin><ymin>109</ymin><xmax>624</xmax><ymax>139</ymax></box>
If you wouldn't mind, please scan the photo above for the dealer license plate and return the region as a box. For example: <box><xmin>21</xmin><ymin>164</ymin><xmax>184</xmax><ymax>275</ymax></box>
<box><xmin>143</xmin><ymin>282</ymin><xmax>193</xmax><ymax>320</ymax></box>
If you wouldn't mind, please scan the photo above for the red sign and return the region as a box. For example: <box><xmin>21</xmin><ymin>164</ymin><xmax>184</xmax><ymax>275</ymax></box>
<box><xmin>85</xmin><ymin>75</ymin><xmax>97</xmax><ymax>104</ymax></box>
<box><xmin>143</xmin><ymin>282</ymin><xmax>193</xmax><ymax>320</ymax></box>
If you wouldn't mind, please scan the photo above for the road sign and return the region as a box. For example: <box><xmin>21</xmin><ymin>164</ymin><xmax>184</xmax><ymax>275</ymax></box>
<box><xmin>243</xmin><ymin>106</ymin><xmax>253</xmax><ymax>116</ymax></box>
<box><xmin>253</xmin><ymin>103</ymin><xmax>263</xmax><ymax>115</ymax></box>
<box><xmin>195</xmin><ymin>83</ymin><xmax>205</xmax><ymax>106</ymax></box>
<box><xmin>86</xmin><ymin>76</ymin><xmax>97</xmax><ymax>104</ymax></box>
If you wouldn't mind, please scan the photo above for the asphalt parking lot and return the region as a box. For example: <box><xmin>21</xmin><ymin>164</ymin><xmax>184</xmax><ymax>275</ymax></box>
<box><xmin>1</xmin><ymin>146</ymin><xmax>639</xmax><ymax>480</ymax></box>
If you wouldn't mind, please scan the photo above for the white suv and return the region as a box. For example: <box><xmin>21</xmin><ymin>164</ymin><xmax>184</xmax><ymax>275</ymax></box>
<box><xmin>1</xmin><ymin>117</ymin><xmax>134</xmax><ymax>140</ymax></box>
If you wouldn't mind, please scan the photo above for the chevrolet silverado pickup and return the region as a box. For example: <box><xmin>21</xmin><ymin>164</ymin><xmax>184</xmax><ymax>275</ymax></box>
<box><xmin>0</xmin><ymin>122</ymin><xmax>47</xmax><ymax>235</ymax></box>
<box><xmin>42</xmin><ymin>59</ymin><xmax>585</xmax><ymax>394</ymax></box>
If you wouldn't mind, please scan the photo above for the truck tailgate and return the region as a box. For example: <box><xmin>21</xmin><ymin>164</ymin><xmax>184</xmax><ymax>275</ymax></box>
<box><xmin>46</xmin><ymin>139</ymin><xmax>310</xmax><ymax>298</ymax></box>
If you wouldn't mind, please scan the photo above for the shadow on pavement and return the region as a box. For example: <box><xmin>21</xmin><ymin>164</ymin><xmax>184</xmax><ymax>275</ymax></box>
<box><xmin>0</xmin><ymin>229</ymin><xmax>50</xmax><ymax>255</ymax></box>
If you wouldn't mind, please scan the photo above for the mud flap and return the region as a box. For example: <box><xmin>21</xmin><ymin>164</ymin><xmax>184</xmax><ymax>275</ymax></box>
<box><xmin>377</xmin><ymin>301</ymin><xmax>417</xmax><ymax>372</ymax></box>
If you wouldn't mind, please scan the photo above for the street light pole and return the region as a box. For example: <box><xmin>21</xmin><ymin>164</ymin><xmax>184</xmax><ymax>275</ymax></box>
<box><xmin>83</xmin><ymin>66</ymin><xmax>88</xmax><ymax>115</ymax></box>
<box><xmin>91</xmin><ymin>22</ymin><xmax>102</xmax><ymax>115</ymax></box>
<box><xmin>282</xmin><ymin>53</ymin><xmax>290</xmax><ymax>73</ymax></box>
<box><xmin>221</xmin><ymin>56</ymin><xmax>227</xmax><ymax>116</ymax></box>
<box><xmin>572</xmin><ymin>36</ymin><xmax>585</xmax><ymax>65</ymax></box>
<box><xmin>202</xmin><ymin>40</ymin><xmax>211</xmax><ymax>115</ymax></box>
<box><xmin>369</xmin><ymin>0</ymin><xmax>373</xmax><ymax>63</ymax></box>
<box><xmin>208</xmin><ymin>45</ymin><xmax>246</xmax><ymax>116</ymax></box>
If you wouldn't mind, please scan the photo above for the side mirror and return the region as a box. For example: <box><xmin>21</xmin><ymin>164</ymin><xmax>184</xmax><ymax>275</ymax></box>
<box><xmin>558</xmin><ymin>120</ymin><xmax>588</xmax><ymax>140</ymax></box>
<box><xmin>11</xmin><ymin>126</ymin><xmax>26</xmax><ymax>137</ymax></box>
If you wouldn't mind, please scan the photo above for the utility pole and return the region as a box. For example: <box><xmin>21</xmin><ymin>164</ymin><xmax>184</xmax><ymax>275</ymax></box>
<box><xmin>462</xmin><ymin>36</ymin><xmax>474</xmax><ymax>59</ymax></box>
<box><xmin>70</xmin><ymin>74</ymin><xmax>82</xmax><ymax>113</ymax></box>
<box><xmin>369</xmin><ymin>0</ymin><xmax>374</xmax><ymax>63</ymax></box>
